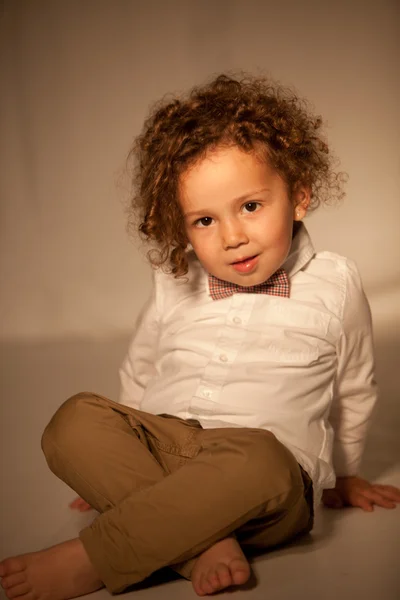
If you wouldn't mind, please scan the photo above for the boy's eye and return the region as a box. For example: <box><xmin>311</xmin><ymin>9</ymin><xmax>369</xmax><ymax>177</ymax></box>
<box><xmin>243</xmin><ymin>202</ymin><xmax>260</xmax><ymax>213</ymax></box>
<box><xmin>195</xmin><ymin>217</ymin><xmax>213</xmax><ymax>228</ymax></box>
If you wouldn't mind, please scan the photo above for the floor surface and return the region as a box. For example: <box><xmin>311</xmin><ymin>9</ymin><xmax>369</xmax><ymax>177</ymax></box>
<box><xmin>1</xmin><ymin>318</ymin><xmax>399</xmax><ymax>599</ymax></box>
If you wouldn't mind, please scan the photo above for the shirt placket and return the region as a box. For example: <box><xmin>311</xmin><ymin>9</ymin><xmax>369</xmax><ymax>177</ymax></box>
<box><xmin>189</xmin><ymin>294</ymin><xmax>255</xmax><ymax>417</ymax></box>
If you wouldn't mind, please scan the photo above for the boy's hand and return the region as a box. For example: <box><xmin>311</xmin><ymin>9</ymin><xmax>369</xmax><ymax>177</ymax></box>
<box><xmin>69</xmin><ymin>496</ymin><xmax>93</xmax><ymax>512</ymax></box>
<box><xmin>322</xmin><ymin>476</ymin><xmax>400</xmax><ymax>512</ymax></box>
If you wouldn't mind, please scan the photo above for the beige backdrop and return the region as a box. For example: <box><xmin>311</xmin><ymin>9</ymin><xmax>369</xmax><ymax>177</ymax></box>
<box><xmin>1</xmin><ymin>0</ymin><xmax>399</xmax><ymax>340</ymax></box>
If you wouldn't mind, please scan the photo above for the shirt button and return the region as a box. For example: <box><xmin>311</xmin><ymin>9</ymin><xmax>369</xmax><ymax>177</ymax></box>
<box><xmin>233</xmin><ymin>317</ymin><xmax>242</xmax><ymax>324</ymax></box>
<box><xmin>202</xmin><ymin>389</ymin><xmax>212</xmax><ymax>399</ymax></box>
<box><xmin>219</xmin><ymin>353</ymin><xmax>228</xmax><ymax>362</ymax></box>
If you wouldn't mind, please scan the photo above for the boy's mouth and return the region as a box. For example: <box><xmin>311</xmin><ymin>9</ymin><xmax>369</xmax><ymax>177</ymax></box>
<box><xmin>231</xmin><ymin>255</ymin><xmax>259</xmax><ymax>273</ymax></box>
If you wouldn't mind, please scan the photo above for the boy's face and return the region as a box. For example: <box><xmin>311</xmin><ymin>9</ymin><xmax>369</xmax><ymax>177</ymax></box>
<box><xmin>179</xmin><ymin>145</ymin><xmax>309</xmax><ymax>286</ymax></box>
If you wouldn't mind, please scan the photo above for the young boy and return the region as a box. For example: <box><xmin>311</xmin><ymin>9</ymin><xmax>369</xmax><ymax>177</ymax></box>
<box><xmin>1</xmin><ymin>74</ymin><xmax>399</xmax><ymax>599</ymax></box>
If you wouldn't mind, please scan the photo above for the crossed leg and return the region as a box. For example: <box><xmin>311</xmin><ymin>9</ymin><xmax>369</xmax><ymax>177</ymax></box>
<box><xmin>0</xmin><ymin>393</ymin><xmax>310</xmax><ymax>598</ymax></box>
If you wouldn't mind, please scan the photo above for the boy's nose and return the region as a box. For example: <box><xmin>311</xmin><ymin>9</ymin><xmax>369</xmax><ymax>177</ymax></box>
<box><xmin>221</xmin><ymin>219</ymin><xmax>249</xmax><ymax>250</ymax></box>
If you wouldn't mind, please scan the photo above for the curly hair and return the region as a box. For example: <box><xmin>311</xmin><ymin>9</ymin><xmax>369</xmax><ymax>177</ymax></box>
<box><xmin>127</xmin><ymin>73</ymin><xmax>346</xmax><ymax>277</ymax></box>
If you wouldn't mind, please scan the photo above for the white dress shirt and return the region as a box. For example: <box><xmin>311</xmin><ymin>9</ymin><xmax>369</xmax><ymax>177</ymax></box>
<box><xmin>119</xmin><ymin>225</ymin><xmax>377</xmax><ymax>507</ymax></box>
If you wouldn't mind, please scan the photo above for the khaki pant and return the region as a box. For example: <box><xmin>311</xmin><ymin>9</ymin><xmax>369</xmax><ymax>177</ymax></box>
<box><xmin>41</xmin><ymin>392</ymin><xmax>313</xmax><ymax>593</ymax></box>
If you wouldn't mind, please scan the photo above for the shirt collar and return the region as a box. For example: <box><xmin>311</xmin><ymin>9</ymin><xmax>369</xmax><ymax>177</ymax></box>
<box><xmin>282</xmin><ymin>222</ymin><xmax>315</xmax><ymax>279</ymax></box>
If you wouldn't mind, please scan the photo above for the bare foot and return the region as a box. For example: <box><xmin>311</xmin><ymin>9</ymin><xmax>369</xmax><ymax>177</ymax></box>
<box><xmin>0</xmin><ymin>538</ymin><xmax>103</xmax><ymax>600</ymax></box>
<box><xmin>191</xmin><ymin>537</ymin><xmax>250</xmax><ymax>596</ymax></box>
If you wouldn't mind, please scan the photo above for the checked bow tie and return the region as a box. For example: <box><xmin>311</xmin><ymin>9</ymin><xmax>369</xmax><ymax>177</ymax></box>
<box><xmin>208</xmin><ymin>268</ymin><xmax>290</xmax><ymax>301</ymax></box>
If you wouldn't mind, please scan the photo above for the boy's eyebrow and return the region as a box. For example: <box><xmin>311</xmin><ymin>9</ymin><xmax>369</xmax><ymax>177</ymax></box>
<box><xmin>183</xmin><ymin>188</ymin><xmax>271</xmax><ymax>217</ymax></box>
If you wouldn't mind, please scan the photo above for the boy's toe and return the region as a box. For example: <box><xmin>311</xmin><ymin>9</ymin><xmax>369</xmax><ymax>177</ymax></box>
<box><xmin>0</xmin><ymin>557</ymin><xmax>25</xmax><ymax>577</ymax></box>
<box><xmin>5</xmin><ymin>582</ymin><xmax>30</xmax><ymax>599</ymax></box>
<box><xmin>192</xmin><ymin>574</ymin><xmax>205</xmax><ymax>596</ymax></box>
<box><xmin>217</xmin><ymin>564</ymin><xmax>232</xmax><ymax>588</ymax></box>
<box><xmin>200</xmin><ymin>579</ymin><xmax>212</xmax><ymax>595</ymax></box>
<box><xmin>1</xmin><ymin>572</ymin><xmax>26</xmax><ymax>589</ymax></box>
<box><xmin>208</xmin><ymin>571</ymin><xmax>222</xmax><ymax>592</ymax></box>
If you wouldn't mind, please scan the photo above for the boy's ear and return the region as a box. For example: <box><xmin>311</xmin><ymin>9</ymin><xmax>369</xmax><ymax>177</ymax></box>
<box><xmin>293</xmin><ymin>186</ymin><xmax>311</xmax><ymax>221</ymax></box>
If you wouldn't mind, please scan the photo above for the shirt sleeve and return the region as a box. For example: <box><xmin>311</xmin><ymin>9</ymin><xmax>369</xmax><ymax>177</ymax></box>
<box><xmin>118</xmin><ymin>274</ymin><xmax>161</xmax><ymax>408</ymax></box>
<box><xmin>329</xmin><ymin>259</ymin><xmax>378</xmax><ymax>477</ymax></box>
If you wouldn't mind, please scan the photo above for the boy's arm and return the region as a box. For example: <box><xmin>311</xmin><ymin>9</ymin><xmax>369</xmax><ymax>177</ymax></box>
<box><xmin>325</xmin><ymin>259</ymin><xmax>400</xmax><ymax>510</ymax></box>
<box><xmin>119</xmin><ymin>278</ymin><xmax>161</xmax><ymax>408</ymax></box>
